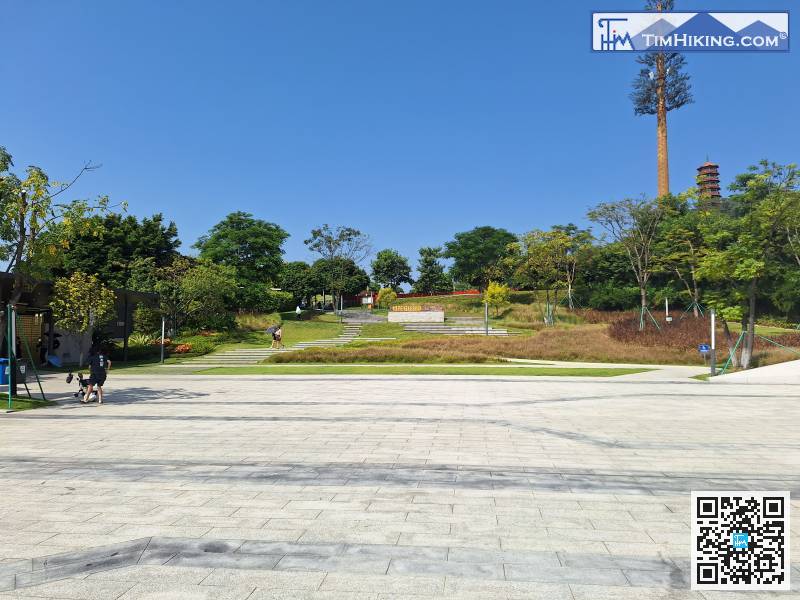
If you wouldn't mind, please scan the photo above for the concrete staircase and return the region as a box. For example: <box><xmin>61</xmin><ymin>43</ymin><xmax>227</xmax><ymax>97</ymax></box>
<box><xmin>402</xmin><ymin>323</ymin><xmax>514</xmax><ymax>336</ymax></box>
<box><xmin>167</xmin><ymin>322</ymin><xmax>395</xmax><ymax>367</ymax></box>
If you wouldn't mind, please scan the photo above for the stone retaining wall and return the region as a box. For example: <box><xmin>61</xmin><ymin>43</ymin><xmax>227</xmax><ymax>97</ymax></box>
<box><xmin>388</xmin><ymin>310</ymin><xmax>445</xmax><ymax>323</ymax></box>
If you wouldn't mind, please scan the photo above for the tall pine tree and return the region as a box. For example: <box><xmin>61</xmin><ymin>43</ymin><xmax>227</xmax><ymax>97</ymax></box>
<box><xmin>412</xmin><ymin>247</ymin><xmax>450</xmax><ymax>294</ymax></box>
<box><xmin>630</xmin><ymin>0</ymin><xmax>693</xmax><ymax>197</ymax></box>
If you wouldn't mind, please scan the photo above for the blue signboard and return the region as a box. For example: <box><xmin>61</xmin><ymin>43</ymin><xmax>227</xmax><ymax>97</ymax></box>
<box><xmin>698</xmin><ymin>344</ymin><xmax>711</xmax><ymax>354</ymax></box>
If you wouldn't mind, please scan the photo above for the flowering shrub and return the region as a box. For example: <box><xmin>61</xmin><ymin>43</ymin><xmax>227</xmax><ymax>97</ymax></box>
<box><xmin>173</xmin><ymin>343</ymin><xmax>193</xmax><ymax>354</ymax></box>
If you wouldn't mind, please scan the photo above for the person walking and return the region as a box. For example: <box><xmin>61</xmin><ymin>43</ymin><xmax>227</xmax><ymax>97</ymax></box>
<box><xmin>83</xmin><ymin>344</ymin><xmax>111</xmax><ymax>404</ymax></box>
<box><xmin>274</xmin><ymin>325</ymin><xmax>284</xmax><ymax>349</ymax></box>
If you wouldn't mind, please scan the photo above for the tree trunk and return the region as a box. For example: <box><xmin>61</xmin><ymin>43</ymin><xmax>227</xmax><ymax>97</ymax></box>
<box><xmin>722</xmin><ymin>318</ymin><xmax>740</xmax><ymax>369</ymax></box>
<box><xmin>740</xmin><ymin>281</ymin><xmax>757</xmax><ymax>369</ymax></box>
<box><xmin>78</xmin><ymin>330</ymin><xmax>93</xmax><ymax>368</ymax></box>
<box><xmin>637</xmin><ymin>286</ymin><xmax>648</xmax><ymax>330</ymax></box>
<box><xmin>656</xmin><ymin>53</ymin><xmax>669</xmax><ymax>198</ymax></box>
<box><xmin>566</xmin><ymin>280</ymin><xmax>574</xmax><ymax>309</ymax></box>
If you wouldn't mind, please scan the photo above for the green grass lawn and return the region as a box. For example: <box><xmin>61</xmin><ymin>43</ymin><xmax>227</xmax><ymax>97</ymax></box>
<box><xmin>353</xmin><ymin>322</ymin><xmax>427</xmax><ymax>342</ymax></box>
<box><xmin>728</xmin><ymin>323</ymin><xmax>799</xmax><ymax>337</ymax></box>
<box><xmin>216</xmin><ymin>314</ymin><xmax>342</xmax><ymax>350</ymax></box>
<box><xmin>691</xmin><ymin>373</ymin><xmax>712</xmax><ymax>381</ymax></box>
<box><xmin>2</xmin><ymin>396</ymin><xmax>55</xmax><ymax>411</ymax></box>
<box><xmin>179</xmin><ymin>311</ymin><xmax>343</xmax><ymax>354</ymax></box>
<box><xmin>195</xmin><ymin>365</ymin><xmax>650</xmax><ymax>377</ymax></box>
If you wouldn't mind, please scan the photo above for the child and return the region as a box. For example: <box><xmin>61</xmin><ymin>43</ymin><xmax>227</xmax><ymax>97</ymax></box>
<box><xmin>83</xmin><ymin>344</ymin><xmax>111</xmax><ymax>404</ymax></box>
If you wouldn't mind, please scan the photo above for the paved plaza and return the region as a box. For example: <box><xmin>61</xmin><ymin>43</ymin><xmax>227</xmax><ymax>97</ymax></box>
<box><xmin>0</xmin><ymin>372</ymin><xmax>798</xmax><ymax>599</ymax></box>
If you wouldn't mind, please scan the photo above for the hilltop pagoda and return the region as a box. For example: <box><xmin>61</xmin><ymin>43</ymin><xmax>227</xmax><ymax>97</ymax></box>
<box><xmin>697</xmin><ymin>161</ymin><xmax>721</xmax><ymax>199</ymax></box>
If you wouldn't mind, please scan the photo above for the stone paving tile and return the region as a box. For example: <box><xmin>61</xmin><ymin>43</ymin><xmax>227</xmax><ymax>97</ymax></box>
<box><xmin>569</xmin><ymin>583</ymin><xmax>704</xmax><ymax>599</ymax></box>
<box><xmin>319</xmin><ymin>573</ymin><xmax>444</xmax><ymax>595</ymax></box>
<box><xmin>0</xmin><ymin>578</ymin><xmax>135</xmax><ymax>599</ymax></box>
<box><xmin>1</xmin><ymin>375</ymin><xmax>799</xmax><ymax>598</ymax></box>
<box><xmin>85</xmin><ymin>565</ymin><xmax>212</xmax><ymax>584</ymax></box>
<box><xmin>276</xmin><ymin>555</ymin><xmax>389</xmax><ymax>574</ymax></box>
<box><xmin>442</xmin><ymin>577</ymin><xmax>573</xmax><ymax>599</ymax></box>
<box><xmin>201</xmin><ymin>568</ymin><xmax>325</xmax><ymax>590</ymax></box>
<box><xmin>118</xmin><ymin>581</ymin><xmax>255</xmax><ymax>599</ymax></box>
<box><xmin>446</xmin><ymin>547</ymin><xmax>559</xmax><ymax>567</ymax></box>
<box><xmin>504</xmin><ymin>563</ymin><xmax>628</xmax><ymax>585</ymax></box>
<box><xmin>202</xmin><ymin>528</ymin><xmax>305</xmax><ymax>542</ymax></box>
<box><xmin>169</xmin><ymin>551</ymin><xmax>283</xmax><ymax>570</ymax></box>
<box><xmin>248</xmin><ymin>591</ymin><xmax>377</xmax><ymax>600</ymax></box>
<box><xmin>388</xmin><ymin>559</ymin><xmax>503</xmax><ymax>579</ymax></box>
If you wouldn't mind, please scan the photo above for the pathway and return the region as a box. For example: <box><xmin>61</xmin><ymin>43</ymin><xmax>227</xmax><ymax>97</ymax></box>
<box><xmin>0</xmin><ymin>373</ymin><xmax>797</xmax><ymax>598</ymax></box>
<box><xmin>169</xmin><ymin>322</ymin><xmax>395</xmax><ymax>368</ymax></box>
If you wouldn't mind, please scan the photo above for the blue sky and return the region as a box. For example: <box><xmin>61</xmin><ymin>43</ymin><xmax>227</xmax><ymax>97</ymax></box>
<box><xmin>2</xmin><ymin>0</ymin><xmax>796</xmax><ymax>271</ymax></box>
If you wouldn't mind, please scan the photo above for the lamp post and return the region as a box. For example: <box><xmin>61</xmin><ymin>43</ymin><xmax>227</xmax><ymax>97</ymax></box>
<box><xmin>160</xmin><ymin>316</ymin><xmax>166</xmax><ymax>364</ymax></box>
<box><xmin>710</xmin><ymin>309</ymin><xmax>716</xmax><ymax>376</ymax></box>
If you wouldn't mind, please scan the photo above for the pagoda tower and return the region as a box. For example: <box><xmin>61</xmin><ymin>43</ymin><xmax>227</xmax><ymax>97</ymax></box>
<box><xmin>697</xmin><ymin>161</ymin><xmax>721</xmax><ymax>199</ymax></box>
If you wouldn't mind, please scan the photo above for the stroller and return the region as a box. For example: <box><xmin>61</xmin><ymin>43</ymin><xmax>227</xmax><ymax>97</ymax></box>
<box><xmin>66</xmin><ymin>372</ymin><xmax>98</xmax><ymax>402</ymax></box>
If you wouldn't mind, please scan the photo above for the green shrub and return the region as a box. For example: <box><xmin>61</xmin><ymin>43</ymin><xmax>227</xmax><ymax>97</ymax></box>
<box><xmin>508</xmin><ymin>291</ymin><xmax>539</xmax><ymax>304</ymax></box>
<box><xmin>128</xmin><ymin>333</ymin><xmax>154</xmax><ymax>346</ymax></box>
<box><xmin>587</xmin><ymin>283</ymin><xmax>640</xmax><ymax>311</ymax></box>
<box><xmin>376</xmin><ymin>288</ymin><xmax>398</xmax><ymax>308</ymax></box>
<box><xmin>172</xmin><ymin>336</ymin><xmax>218</xmax><ymax>356</ymax></box>
<box><xmin>236</xmin><ymin>284</ymin><xmax>294</xmax><ymax>313</ymax></box>
<box><xmin>110</xmin><ymin>344</ymin><xmax>160</xmax><ymax>361</ymax></box>
<box><xmin>133</xmin><ymin>304</ymin><xmax>162</xmax><ymax>335</ymax></box>
<box><xmin>236</xmin><ymin>312</ymin><xmax>281</xmax><ymax>331</ymax></box>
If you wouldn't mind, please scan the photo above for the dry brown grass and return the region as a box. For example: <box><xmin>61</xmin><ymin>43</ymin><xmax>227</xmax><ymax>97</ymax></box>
<box><xmin>397</xmin><ymin>326</ymin><xmax>700</xmax><ymax>364</ymax></box>
<box><xmin>268</xmin><ymin>345</ymin><xmax>500</xmax><ymax>364</ymax></box>
<box><xmin>268</xmin><ymin>325</ymin><xmax>697</xmax><ymax>365</ymax></box>
<box><xmin>267</xmin><ymin>319</ymin><xmax>800</xmax><ymax>367</ymax></box>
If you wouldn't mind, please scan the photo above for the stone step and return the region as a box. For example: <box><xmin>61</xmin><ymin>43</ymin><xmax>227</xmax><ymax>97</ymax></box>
<box><xmin>408</xmin><ymin>329</ymin><xmax>510</xmax><ymax>333</ymax></box>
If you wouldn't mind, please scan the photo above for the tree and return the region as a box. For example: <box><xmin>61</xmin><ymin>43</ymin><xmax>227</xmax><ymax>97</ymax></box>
<box><xmin>653</xmin><ymin>195</ymin><xmax>704</xmax><ymax>316</ymax></box>
<box><xmin>484</xmin><ymin>281</ymin><xmax>510</xmax><ymax>316</ymax></box>
<box><xmin>50</xmin><ymin>271</ymin><xmax>116</xmax><ymax>366</ymax></box>
<box><xmin>376</xmin><ymin>287</ymin><xmax>398</xmax><ymax>308</ymax></box>
<box><xmin>510</xmin><ymin>230</ymin><xmax>562</xmax><ymax>325</ymax></box>
<box><xmin>305</xmin><ymin>224</ymin><xmax>371</xmax><ymax>264</ymax></box>
<box><xmin>630</xmin><ymin>0</ymin><xmax>693</xmax><ymax>197</ymax></box>
<box><xmin>588</xmin><ymin>197</ymin><xmax>665</xmax><ymax>327</ymax></box>
<box><xmin>550</xmin><ymin>224</ymin><xmax>593</xmax><ymax>309</ymax></box>
<box><xmin>443</xmin><ymin>226</ymin><xmax>516</xmax><ymax>290</ymax></box>
<box><xmin>58</xmin><ymin>213</ymin><xmax>180</xmax><ymax>287</ymax></box>
<box><xmin>412</xmin><ymin>246</ymin><xmax>451</xmax><ymax>294</ymax></box>
<box><xmin>305</xmin><ymin>225</ymin><xmax>371</xmax><ymax>308</ymax></box>
<box><xmin>371</xmin><ymin>249</ymin><xmax>413</xmax><ymax>291</ymax></box>
<box><xmin>309</xmin><ymin>257</ymin><xmax>370</xmax><ymax>308</ymax></box>
<box><xmin>697</xmin><ymin>161</ymin><xmax>799</xmax><ymax>368</ymax></box>
<box><xmin>194</xmin><ymin>212</ymin><xmax>288</xmax><ymax>284</ymax></box>
<box><xmin>236</xmin><ymin>284</ymin><xmax>293</xmax><ymax>314</ymax></box>
<box><xmin>0</xmin><ymin>147</ymin><xmax>112</xmax><ymax>304</ymax></box>
<box><xmin>127</xmin><ymin>255</ymin><xmax>195</xmax><ymax>335</ymax></box>
<box><xmin>180</xmin><ymin>261</ymin><xmax>238</xmax><ymax>330</ymax></box>
<box><xmin>279</xmin><ymin>261</ymin><xmax>315</xmax><ymax>305</ymax></box>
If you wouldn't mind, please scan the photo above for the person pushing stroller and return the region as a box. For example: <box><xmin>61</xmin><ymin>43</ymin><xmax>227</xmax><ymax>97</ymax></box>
<box><xmin>82</xmin><ymin>344</ymin><xmax>111</xmax><ymax>404</ymax></box>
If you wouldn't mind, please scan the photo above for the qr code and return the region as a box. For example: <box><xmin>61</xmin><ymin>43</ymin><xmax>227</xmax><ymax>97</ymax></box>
<box><xmin>691</xmin><ymin>491</ymin><xmax>790</xmax><ymax>590</ymax></box>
